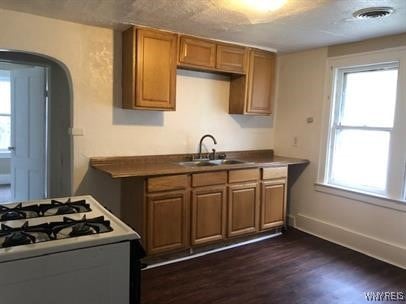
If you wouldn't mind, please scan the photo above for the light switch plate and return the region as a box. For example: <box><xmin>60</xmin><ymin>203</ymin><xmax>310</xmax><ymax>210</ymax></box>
<box><xmin>69</xmin><ymin>128</ymin><xmax>84</xmax><ymax>136</ymax></box>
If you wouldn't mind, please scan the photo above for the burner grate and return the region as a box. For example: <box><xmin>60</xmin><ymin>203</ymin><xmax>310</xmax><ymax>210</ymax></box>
<box><xmin>0</xmin><ymin>198</ymin><xmax>92</xmax><ymax>222</ymax></box>
<box><xmin>0</xmin><ymin>215</ymin><xmax>113</xmax><ymax>249</ymax></box>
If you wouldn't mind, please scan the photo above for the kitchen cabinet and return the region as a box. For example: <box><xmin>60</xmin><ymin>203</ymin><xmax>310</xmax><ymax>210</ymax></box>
<box><xmin>120</xmin><ymin>166</ymin><xmax>287</xmax><ymax>256</ymax></box>
<box><xmin>260</xmin><ymin>167</ymin><xmax>287</xmax><ymax>230</ymax></box>
<box><xmin>122</xmin><ymin>27</ymin><xmax>177</xmax><ymax>110</ymax></box>
<box><xmin>191</xmin><ymin>186</ymin><xmax>227</xmax><ymax>245</ymax></box>
<box><xmin>178</xmin><ymin>36</ymin><xmax>216</xmax><ymax>69</ymax></box>
<box><xmin>229</xmin><ymin>49</ymin><xmax>276</xmax><ymax>115</ymax></box>
<box><xmin>227</xmin><ymin>169</ymin><xmax>260</xmax><ymax>237</ymax></box>
<box><xmin>228</xmin><ymin>182</ymin><xmax>260</xmax><ymax>237</ymax></box>
<box><xmin>216</xmin><ymin>44</ymin><xmax>247</xmax><ymax>73</ymax></box>
<box><xmin>147</xmin><ymin>190</ymin><xmax>189</xmax><ymax>254</ymax></box>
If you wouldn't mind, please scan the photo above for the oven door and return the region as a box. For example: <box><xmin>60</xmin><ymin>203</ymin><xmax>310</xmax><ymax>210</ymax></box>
<box><xmin>0</xmin><ymin>242</ymin><xmax>131</xmax><ymax>304</ymax></box>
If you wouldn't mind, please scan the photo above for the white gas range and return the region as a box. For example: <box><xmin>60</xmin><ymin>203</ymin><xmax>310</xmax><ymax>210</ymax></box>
<box><xmin>0</xmin><ymin>195</ymin><xmax>145</xmax><ymax>304</ymax></box>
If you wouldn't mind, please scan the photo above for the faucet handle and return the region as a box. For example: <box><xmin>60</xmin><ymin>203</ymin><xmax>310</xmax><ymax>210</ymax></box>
<box><xmin>217</xmin><ymin>152</ymin><xmax>226</xmax><ymax>160</ymax></box>
<box><xmin>210</xmin><ymin>149</ymin><xmax>216</xmax><ymax>160</ymax></box>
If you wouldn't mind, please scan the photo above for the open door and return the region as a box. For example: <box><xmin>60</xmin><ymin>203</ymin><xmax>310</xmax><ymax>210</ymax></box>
<box><xmin>10</xmin><ymin>66</ymin><xmax>46</xmax><ymax>201</ymax></box>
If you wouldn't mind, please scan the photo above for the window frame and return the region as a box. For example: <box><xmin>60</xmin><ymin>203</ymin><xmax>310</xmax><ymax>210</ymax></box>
<box><xmin>326</xmin><ymin>62</ymin><xmax>399</xmax><ymax>195</ymax></box>
<box><xmin>318</xmin><ymin>46</ymin><xmax>406</xmax><ymax>205</ymax></box>
<box><xmin>0</xmin><ymin>75</ymin><xmax>11</xmax><ymax>155</ymax></box>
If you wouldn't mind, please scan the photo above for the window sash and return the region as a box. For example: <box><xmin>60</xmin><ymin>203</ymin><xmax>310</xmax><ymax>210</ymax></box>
<box><xmin>326</xmin><ymin>62</ymin><xmax>400</xmax><ymax>197</ymax></box>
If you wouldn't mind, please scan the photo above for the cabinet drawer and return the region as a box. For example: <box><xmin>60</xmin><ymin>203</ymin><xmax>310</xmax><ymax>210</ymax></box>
<box><xmin>147</xmin><ymin>175</ymin><xmax>188</xmax><ymax>192</ymax></box>
<box><xmin>179</xmin><ymin>36</ymin><xmax>216</xmax><ymax>68</ymax></box>
<box><xmin>229</xmin><ymin>168</ymin><xmax>259</xmax><ymax>183</ymax></box>
<box><xmin>216</xmin><ymin>44</ymin><xmax>247</xmax><ymax>73</ymax></box>
<box><xmin>262</xmin><ymin>167</ymin><xmax>288</xmax><ymax>180</ymax></box>
<box><xmin>192</xmin><ymin>171</ymin><xmax>227</xmax><ymax>187</ymax></box>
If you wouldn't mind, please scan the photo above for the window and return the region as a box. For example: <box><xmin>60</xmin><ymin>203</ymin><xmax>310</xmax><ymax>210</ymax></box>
<box><xmin>0</xmin><ymin>72</ymin><xmax>11</xmax><ymax>152</ymax></box>
<box><xmin>326</xmin><ymin>62</ymin><xmax>401</xmax><ymax>198</ymax></box>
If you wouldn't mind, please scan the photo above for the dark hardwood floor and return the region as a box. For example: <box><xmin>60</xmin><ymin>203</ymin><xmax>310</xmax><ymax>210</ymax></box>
<box><xmin>141</xmin><ymin>229</ymin><xmax>406</xmax><ymax>304</ymax></box>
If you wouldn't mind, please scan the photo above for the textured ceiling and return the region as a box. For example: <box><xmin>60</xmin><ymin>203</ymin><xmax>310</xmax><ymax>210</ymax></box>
<box><xmin>0</xmin><ymin>0</ymin><xmax>405</xmax><ymax>52</ymax></box>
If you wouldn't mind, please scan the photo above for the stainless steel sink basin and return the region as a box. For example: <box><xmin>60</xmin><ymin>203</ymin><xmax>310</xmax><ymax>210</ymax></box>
<box><xmin>178</xmin><ymin>159</ymin><xmax>249</xmax><ymax>167</ymax></box>
<box><xmin>208</xmin><ymin>159</ymin><xmax>247</xmax><ymax>165</ymax></box>
<box><xmin>178</xmin><ymin>160</ymin><xmax>218</xmax><ymax>167</ymax></box>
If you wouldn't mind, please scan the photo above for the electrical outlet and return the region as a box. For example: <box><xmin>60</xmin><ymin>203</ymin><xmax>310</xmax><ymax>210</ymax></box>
<box><xmin>293</xmin><ymin>136</ymin><xmax>298</xmax><ymax>147</ymax></box>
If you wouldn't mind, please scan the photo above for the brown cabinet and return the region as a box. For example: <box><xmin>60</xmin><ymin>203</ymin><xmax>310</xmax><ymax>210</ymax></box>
<box><xmin>261</xmin><ymin>181</ymin><xmax>285</xmax><ymax>230</ymax></box>
<box><xmin>121</xmin><ymin>166</ymin><xmax>287</xmax><ymax>256</ymax></box>
<box><xmin>229</xmin><ymin>49</ymin><xmax>276</xmax><ymax>115</ymax></box>
<box><xmin>260</xmin><ymin>167</ymin><xmax>287</xmax><ymax>231</ymax></box>
<box><xmin>216</xmin><ymin>44</ymin><xmax>247</xmax><ymax>73</ymax></box>
<box><xmin>191</xmin><ymin>186</ymin><xmax>227</xmax><ymax>245</ymax></box>
<box><xmin>228</xmin><ymin>182</ymin><xmax>259</xmax><ymax>237</ymax></box>
<box><xmin>122</xmin><ymin>27</ymin><xmax>177</xmax><ymax>110</ymax></box>
<box><xmin>178</xmin><ymin>36</ymin><xmax>216</xmax><ymax>69</ymax></box>
<box><xmin>147</xmin><ymin>190</ymin><xmax>189</xmax><ymax>254</ymax></box>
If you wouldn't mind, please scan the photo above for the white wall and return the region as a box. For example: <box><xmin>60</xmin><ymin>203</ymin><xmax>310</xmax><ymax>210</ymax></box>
<box><xmin>275</xmin><ymin>47</ymin><xmax>406</xmax><ymax>268</ymax></box>
<box><xmin>0</xmin><ymin>9</ymin><xmax>274</xmax><ymax>213</ymax></box>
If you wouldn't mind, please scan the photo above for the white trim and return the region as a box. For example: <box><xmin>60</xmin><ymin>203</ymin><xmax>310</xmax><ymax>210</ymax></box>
<box><xmin>314</xmin><ymin>183</ymin><xmax>406</xmax><ymax>212</ymax></box>
<box><xmin>143</xmin><ymin>232</ymin><xmax>282</xmax><ymax>270</ymax></box>
<box><xmin>318</xmin><ymin>47</ymin><xmax>406</xmax><ymax>204</ymax></box>
<box><xmin>0</xmin><ymin>174</ymin><xmax>10</xmax><ymax>184</ymax></box>
<box><xmin>328</xmin><ymin>45</ymin><xmax>406</xmax><ymax>61</ymax></box>
<box><xmin>293</xmin><ymin>213</ymin><xmax>406</xmax><ymax>269</ymax></box>
<box><xmin>0</xmin><ymin>151</ymin><xmax>11</xmax><ymax>158</ymax></box>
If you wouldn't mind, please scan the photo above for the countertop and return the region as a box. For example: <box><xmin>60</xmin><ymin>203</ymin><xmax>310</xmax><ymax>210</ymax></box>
<box><xmin>90</xmin><ymin>150</ymin><xmax>309</xmax><ymax>178</ymax></box>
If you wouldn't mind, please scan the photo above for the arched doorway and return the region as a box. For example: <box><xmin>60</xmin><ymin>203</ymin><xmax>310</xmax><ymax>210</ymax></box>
<box><xmin>0</xmin><ymin>51</ymin><xmax>72</xmax><ymax>202</ymax></box>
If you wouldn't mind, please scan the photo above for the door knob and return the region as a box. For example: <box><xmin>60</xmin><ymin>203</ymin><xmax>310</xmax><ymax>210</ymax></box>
<box><xmin>8</xmin><ymin>146</ymin><xmax>15</xmax><ymax>151</ymax></box>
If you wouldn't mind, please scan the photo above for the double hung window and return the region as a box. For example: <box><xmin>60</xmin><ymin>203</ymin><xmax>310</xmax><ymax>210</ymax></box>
<box><xmin>326</xmin><ymin>62</ymin><xmax>403</xmax><ymax>199</ymax></box>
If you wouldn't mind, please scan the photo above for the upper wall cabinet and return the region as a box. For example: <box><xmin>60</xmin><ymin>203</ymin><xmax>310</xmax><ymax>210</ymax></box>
<box><xmin>216</xmin><ymin>44</ymin><xmax>247</xmax><ymax>74</ymax></box>
<box><xmin>122</xmin><ymin>27</ymin><xmax>177</xmax><ymax>111</ymax></box>
<box><xmin>121</xmin><ymin>26</ymin><xmax>275</xmax><ymax>115</ymax></box>
<box><xmin>178</xmin><ymin>36</ymin><xmax>247</xmax><ymax>74</ymax></box>
<box><xmin>229</xmin><ymin>49</ymin><xmax>276</xmax><ymax>115</ymax></box>
<box><xmin>178</xmin><ymin>36</ymin><xmax>216</xmax><ymax>69</ymax></box>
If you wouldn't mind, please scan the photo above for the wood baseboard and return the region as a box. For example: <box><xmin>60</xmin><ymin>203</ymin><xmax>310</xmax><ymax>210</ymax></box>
<box><xmin>290</xmin><ymin>213</ymin><xmax>406</xmax><ymax>269</ymax></box>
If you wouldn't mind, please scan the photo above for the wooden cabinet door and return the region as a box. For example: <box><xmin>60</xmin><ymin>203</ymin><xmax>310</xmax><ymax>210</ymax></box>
<box><xmin>191</xmin><ymin>186</ymin><xmax>226</xmax><ymax>245</ymax></box>
<box><xmin>147</xmin><ymin>191</ymin><xmax>188</xmax><ymax>254</ymax></box>
<box><xmin>216</xmin><ymin>45</ymin><xmax>247</xmax><ymax>73</ymax></box>
<box><xmin>179</xmin><ymin>36</ymin><xmax>216</xmax><ymax>69</ymax></box>
<box><xmin>125</xmin><ymin>28</ymin><xmax>177</xmax><ymax>110</ymax></box>
<box><xmin>261</xmin><ymin>181</ymin><xmax>285</xmax><ymax>230</ymax></box>
<box><xmin>228</xmin><ymin>183</ymin><xmax>259</xmax><ymax>237</ymax></box>
<box><xmin>246</xmin><ymin>50</ymin><xmax>275</xmax><ymax>115</ymax></box>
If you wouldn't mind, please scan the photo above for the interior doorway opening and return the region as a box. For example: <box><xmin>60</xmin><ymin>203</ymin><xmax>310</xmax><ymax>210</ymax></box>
<box><xmin>0</xmin><ymin>51</ymin><xmax>72</xmax><ymax>203</ymax></box>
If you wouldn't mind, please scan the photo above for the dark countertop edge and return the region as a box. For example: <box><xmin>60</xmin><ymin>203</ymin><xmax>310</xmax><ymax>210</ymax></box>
<box><xmin>91</xmin><ymin>154</ymin><xmax>309</xmax><ymax>179</ymax></box>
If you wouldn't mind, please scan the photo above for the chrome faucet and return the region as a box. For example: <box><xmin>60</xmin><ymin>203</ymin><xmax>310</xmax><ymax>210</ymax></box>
<box><xmin>198</xmin><ymin>134</ymin><xmax>217</xmax><ymax>159</ymax></box>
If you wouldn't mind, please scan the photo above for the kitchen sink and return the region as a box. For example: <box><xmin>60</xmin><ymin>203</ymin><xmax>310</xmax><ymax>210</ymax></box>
<box><xmin>178</xmin><ymin>160</ymin><xmax>218</xmax><ymax>167</ymax></box>
<box><xmin>208</xmin><ymin>159</ymin><xmax>247</xmax><ymax>165</ymax></box>
<box><xmin>178</xmin><ymin>159</ymin><xmax>250</xmax><ymax>167</ymax></box>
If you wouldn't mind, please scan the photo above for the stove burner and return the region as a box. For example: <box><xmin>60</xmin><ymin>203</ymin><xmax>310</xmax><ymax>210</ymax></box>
<box><xmin>0</xmin><ymin>222</ymin><xmax>52</xmax><ymax>248</ymax></box>
<box><xmin>39</xmin><ymin>199</ymin><xmax>91</xmax><ymax>216</ymax></box>
<box><xmin>51</xmin><ymin>215</ymin><xmax>113</xmax><ymax>239</ymax></box>
<box><xmin>0</xmin><ymin>203</ymin><xmax>40</xmax><ymax>221</ymax></box>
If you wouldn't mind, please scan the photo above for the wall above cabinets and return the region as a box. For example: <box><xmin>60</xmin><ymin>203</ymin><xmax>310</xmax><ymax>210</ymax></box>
<box><xmin>122</xmin><ymin>26</ymin><xmax>276</xmax><ymax>115</ymax></box>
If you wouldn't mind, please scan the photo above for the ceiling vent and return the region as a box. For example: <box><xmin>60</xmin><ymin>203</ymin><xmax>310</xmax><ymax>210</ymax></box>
<box><xmin>353</xmin><ymin>7</ymin><xmax>394</xmax><ymax>19</ymax></box>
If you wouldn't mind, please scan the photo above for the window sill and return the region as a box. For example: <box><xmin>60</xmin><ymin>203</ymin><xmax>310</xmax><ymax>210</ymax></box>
<box><xmin>314</xmin><ymin>182</ymin><xmax>406</xmax><ymax>213</ymax></box>
<box><xmin>0</xmin><ymin>151</ymin><xmax>11</xmax><ymax>159</ymax></box>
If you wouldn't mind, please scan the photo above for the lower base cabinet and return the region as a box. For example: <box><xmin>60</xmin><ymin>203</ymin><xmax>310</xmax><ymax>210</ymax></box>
<box><xmin>227</xmin><ymin>182</ymin><xmax>259</xmax><ymax>237</ymax></box>
<box><xmin>191</xmin><ymin>186</ymin><xmax>227</xmax><ymax>245</ymax></box>
<box><xmin>147</xmin><ymin>191</ymin><xmax>189</xmax><ymax>255</ymax></box>
<box><xmin>261</xmin><ymin>181</ymin><xmax>285</xmax><ymax>230</ymax></box>
<box><xmin>124</xmin><ymin>166</ymin><xmax>288</xmax><ymax>256</ymax></box>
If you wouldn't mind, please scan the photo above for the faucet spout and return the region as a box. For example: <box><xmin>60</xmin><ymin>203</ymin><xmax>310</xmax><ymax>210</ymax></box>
<box><xmin>198</xmin><ymin>134</ymin><xmax>217</xmax><ymax>159</ymax></box>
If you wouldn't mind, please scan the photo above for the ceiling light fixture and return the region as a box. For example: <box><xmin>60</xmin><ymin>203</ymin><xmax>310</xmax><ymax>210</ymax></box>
<box><xmin>353</xmin><ymin>7</ymin><xmax>394</xmax><ymax>19</ymax></box>
<box><xmin>240</xmin><ymin>0</ymin><xmax>287</xmax><ymax>12</ymax></box>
